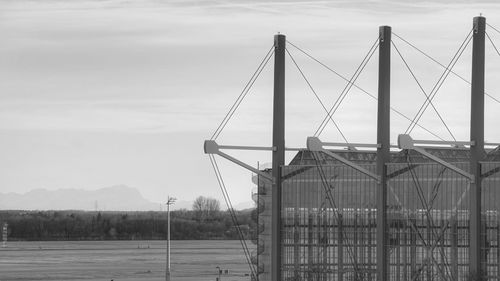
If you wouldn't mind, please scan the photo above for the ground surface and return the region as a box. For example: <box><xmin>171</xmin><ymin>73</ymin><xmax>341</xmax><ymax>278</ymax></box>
<box><xmin>0</xmin><ymin>240</ymin><xmax>255</xmax><ymax>281</ymax></box>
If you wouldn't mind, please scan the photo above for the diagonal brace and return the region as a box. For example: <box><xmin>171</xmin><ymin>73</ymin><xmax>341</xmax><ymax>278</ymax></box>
<box><xmin>307</xmin><ymin>137</ymin><xmax>381</xmax><ymax>183</ymax></box>
<box><xmin>204</xmin><ymin>140</ymin><xmax>273</xmax><ymax>182</ymax></box>
<box><xmin>398</xmin><ymin>134</ymin><xmax>474</xmax><ymax>182</ymax></box>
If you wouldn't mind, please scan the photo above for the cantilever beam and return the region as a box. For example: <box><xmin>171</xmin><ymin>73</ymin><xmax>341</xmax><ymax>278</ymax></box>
<box><xmin>306</xmin><ymin>137</ymin><xmax>381</xmax><ymax>183</ymax></box>
<box><xmin>397</xmin><ymin>134</ymin><xmax>474</xmax><ymax>181</ymax></box>
<box><xmin>204</xmin><ymin>140</ymin><xmax>273</xmax><ymax>182</ymax></box>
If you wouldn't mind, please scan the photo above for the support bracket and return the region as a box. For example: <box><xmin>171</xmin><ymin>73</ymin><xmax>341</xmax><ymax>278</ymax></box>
<box><xmin>204</xmin><ymin>140</ymin><xmax>273</xmax><ymax>182</ymax></box>
<box><xmin>397</xmin><ymin>134</ymin><xmax>474</xmax><ymax>182</ymax></box>
<box><xmin>306</xmin><ymin>137</ymin><xmax>381</xmax><ymax>183</ymax></box>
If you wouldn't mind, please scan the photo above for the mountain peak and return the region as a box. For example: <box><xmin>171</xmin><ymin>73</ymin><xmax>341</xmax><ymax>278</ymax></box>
<box><xmin>0</xmin><ymin>186</ymin><xmax>160</xmax><ymax>211</ymax></box>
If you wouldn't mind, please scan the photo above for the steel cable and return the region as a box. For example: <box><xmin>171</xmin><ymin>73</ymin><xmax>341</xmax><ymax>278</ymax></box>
<box><xmin>211</xmin><ymin>156</ymin><xmax>256</xmax><ymax>279</ymax></box>
<box><xmin>406</xmin><ymin>154</ymin><xmax>454</xmax><ymax>281</ymax></box>
<box><xmin>211</xmin><ymin>46</ymin><xmax>274</xmax><ymax>140</ymax></box>
<box><xmin>210</xmin><ymin>155</ymin><xmax>257</xmax><ymax>279</ymax></box>
<box><xmin>393</xmin><ymin>31</ymin><xmax>500</xmax><ymax>105</ymax></box>
<box><xmin>208</xmin><ymin>155</ymin><xmax>258</xmax><ymax>279</ymax></box>
<box><xmin>314</xmin><ymin>38</ymin><xmax>380</xmax><ymax>137</ymax></box>
<box><xmin>287</xmin><ymin>40</ymin><xmax>445</xmax><ymax>140</ymax></box>
<box><xmin>209</xmin><ymin>155</ymin><xmax>254</xmax><ymax>264</ymax></box>
<box><xmin>311</xmin><ymin>152</ymin><xmax>362</xmax><ymax>275</ymax></box>
<box><xmin>486</xmin><ymin>32</ymin><xmax>500</xmax><ymax>57</ymax></box>
<box><xmin>406</xmin><ymin>30</ymin><xmax>473</xmax><ymax>135</ymax></box>
<box><xmin>487</xmin><ymin>23</ymin><xmax>500</xmax><ymax>36</ymax></box>
<box><xmin>285</xmin><ymin>48</ymin><xmax>349</xmax><ymax>143</ymax></box>
<box><xmin>392</xmin><ymin>40</ymin><xmax>457</xmax><ymax>141</ymax></box>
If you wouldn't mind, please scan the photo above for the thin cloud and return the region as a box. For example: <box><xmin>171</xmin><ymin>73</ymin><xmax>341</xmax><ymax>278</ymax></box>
<box><xmin>1</xmin><ymin>0</ymin><xmax>500</xmax><ymax>206</ymax></box>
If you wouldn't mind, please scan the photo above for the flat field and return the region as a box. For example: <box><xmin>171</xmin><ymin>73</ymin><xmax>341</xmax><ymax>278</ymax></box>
<box><xmin>0</xmin><ymin>240</ymin><xmax>255</xmax><ymax>281</ymax></box>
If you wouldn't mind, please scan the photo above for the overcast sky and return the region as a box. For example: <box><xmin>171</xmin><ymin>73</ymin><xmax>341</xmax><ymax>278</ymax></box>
<box><xmin>1</xmin><ymin>0</ymin><xmax>500</xmax><ymax>209</ymax></box>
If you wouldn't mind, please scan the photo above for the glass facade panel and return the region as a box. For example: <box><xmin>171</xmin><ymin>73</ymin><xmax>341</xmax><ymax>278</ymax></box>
<box><xmin>268</xmin><ymin>158</ymin><xmax>500</xmax><ymax>281</ymax></box>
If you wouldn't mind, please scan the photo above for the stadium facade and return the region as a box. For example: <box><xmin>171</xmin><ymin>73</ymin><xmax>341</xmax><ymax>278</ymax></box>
<box><xmin>253</xmin><ymin>148</ymin><xmax>500</xmax><ymax>281</ymax></box>
<box><xmin>206</xmin><ymin>16</ymin><xmax>499</xmax><ymax>281</ymax></box>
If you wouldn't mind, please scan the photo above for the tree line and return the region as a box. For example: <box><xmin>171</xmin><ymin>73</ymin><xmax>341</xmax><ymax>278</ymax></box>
<box><xmin>0</xmin><ymin>197</ymin><xmax>258</xmax><ymax>241</ymax></box>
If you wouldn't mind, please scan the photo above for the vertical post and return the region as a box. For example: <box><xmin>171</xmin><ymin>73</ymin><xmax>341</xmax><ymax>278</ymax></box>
<box><xmin>294</xmin><ymin>209</ymin><xmax>300</xmax><ymax>280</ymax></box>
<box><xmin>403</xmin><ymin>223</ymin><xmax>408</xmax><ymax>281</ymax></box>
<box><xmin>2</xmin><ymin>223</ymin><xmax>7</xmax><ymax>248</ymax></box>
<box><xmin>166</xmin><ymin>202</ymin><xmax>171</xmax><ymax>281</ymax></box>
<box><xmin>308</xmin><ymin>213</ymin><xmax>314</xmax><ymax>281</ymax></box>
<box><xmin>440</xmin><ymin>216</ymin><xmax>446</xmax><ymax>277</ymax></box>
<box><xmin>426</xmin><ymin>214</ymin><xmax>432</xmax><ymax>281</ymax></box>
<box><xmin>354</xmin><ymin>214</ymin><xmax>359</xmax><ymax>262</ymax></box>
<box><xmin>166</xmin><ymin>196</ymin><xmax>176</xmax><ymax>281</ymax></box>
<box><xmin>410</xmin><ymin>216</ymin><xmax>417</xmax><ymax>280</ymax></box>
<box><xmin>470</xmin><ymin>15</ymin><xmax>486</xmax><ymax>281</ymax></box>
<box><xmin>451</xmin><ymin>216</ymin><xmax>458</xmax><ymax>281</ymax></box>
<box><xmin>368</xmin><ymin>211</ymin><xmax>373</xmax><ymax>278</ymax></box>
<box><xmin>497</xmin><ymin>222</ymin><xmax>500</xmax><ymax>280</ymax></box>
<box><xmin>338</xmin><ymin>214</ymin><xmax>344</xmax><ymax>281</ymax></box>
<box><xmin>377</xmin><ymin>25</ymin><xmax>391</xmax><ymax>281</ymax></box>
<box><xmin>322</xmin><ymin>212</ymin><xmax>328</xmax><ymax>281</ymax></box>
<box><xmin>353</xmin><ymin>214</ymin><xmax>359</xmax><ymax>281</ymax></box>
<box><xmin>396</xmin><ymin>226</ymin><xmax>401</xmax><ymax>280</ymax></box>
<box><xmin>272</xmin><ymin>33</ymin><xmax>286</xmax><ymax>281</ymax></box>
<box><xmin>216</xmin><ymin>266</ymin><xmax>222</xmax><ymax>281</ymax></box>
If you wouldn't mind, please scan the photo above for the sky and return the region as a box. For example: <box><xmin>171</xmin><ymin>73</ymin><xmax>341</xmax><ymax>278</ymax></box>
<box><xmin>1</xmin><ymin>0</ymin><xmax>500</xmax><ymax>210</ymax></box>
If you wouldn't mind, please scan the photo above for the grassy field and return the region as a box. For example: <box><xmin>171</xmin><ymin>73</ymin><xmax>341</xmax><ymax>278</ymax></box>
<box><xmin>0</xmin><ymin>240</ymin><xmax>255</xmax><ymax>281</ymax></box>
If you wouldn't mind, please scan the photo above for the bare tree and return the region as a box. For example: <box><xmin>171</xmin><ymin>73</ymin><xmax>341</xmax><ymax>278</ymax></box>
<box><xmin>192</xmin><ymin>196</ymin><xmax>220</xmax><ymax>221</ymax></box>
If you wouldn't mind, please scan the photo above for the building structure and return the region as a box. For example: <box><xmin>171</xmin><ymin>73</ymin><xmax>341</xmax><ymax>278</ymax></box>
<box><xmin>206</xmin><ymin>16</ymin><xmax>500</xmax><ymax>281</ymax></box>
<box><xmin>253</xmin><ymin>148</ymin><xmax>500</xmax><ymax>281</ymax></box>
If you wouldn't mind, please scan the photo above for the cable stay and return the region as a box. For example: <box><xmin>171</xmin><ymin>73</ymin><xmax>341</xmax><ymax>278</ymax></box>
<box><xmin>403</xmin><ymin>151</ymin><xmax>476</xmax><ymax>280</ymax></box>
<box><xmin>311</xmin><ymin>151</ymin><xmax>363</xmax><ymax>276</ymax></box>
<box><xmin>211</xmin><ymin>45</ymin><xmax>274</xmax><ymax>141</ymax></box>
<box><xmin>314</xmin><ymin>37</ymin><xmax>379</xmax><ymax>138</ymax></box>
<box><xmin>391</xmin><ymin>40</ymin><xmax>457</xmax><ymax>141</ymax></box>
<box><xmin>405</xmin><ymin>154</ymin><xmax>454</xmax><ymax>281</ymax></box>
<box><xmin>486</xmin><ymin>32</ymin><xmax>500</xmax><ymax>57</ymax></box>
<box><xmin>393</xmin><ymin>31</ymin><xmax>500</xmax><ymax>105</ymax></box>
<box><xmin>405</xmin><ymin>29</ymin><xmax>473</xmax><ymax>135</ymax></box>
<box><xmin>208</xmin><ymin>155</ymin><xmax>258</xmax><ymax>280</ymax></box>
<box><xmin>285</xmin><ymin>47</ymin><xmax>349</xmax><ymax>143</ymax></box>
<box><xmin>392</xmin><ymin>159</ymin><xmax>452</xmax><ymax>281</ymax></box>
<box><xmin>487</xmin><ymin>22</ymin><xmax>500</xmax><ymax>35</ymax></box>
<box><xmin>286</xmin><ymin>40</ymin><xmax>446</xmax><ymax>141</ymax></box>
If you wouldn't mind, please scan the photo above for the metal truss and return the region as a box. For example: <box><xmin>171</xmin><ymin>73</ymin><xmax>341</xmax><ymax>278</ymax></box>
<box><xmin>397</xmin><ymin>134</ymin><xmax>474</xmax><ymax>181</ymax></box>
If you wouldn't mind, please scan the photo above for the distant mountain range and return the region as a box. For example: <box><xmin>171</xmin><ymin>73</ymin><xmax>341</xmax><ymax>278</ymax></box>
<box><xmin>0</xmin><ymin>185</ymin><xmax>254</xmax><ymax>211</ymax></box>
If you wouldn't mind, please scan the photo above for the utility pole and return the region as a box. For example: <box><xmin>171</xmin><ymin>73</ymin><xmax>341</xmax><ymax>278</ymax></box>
<box><xmin>166</xmin><ymin>196</ymin><xmax>176</xmax><ymax>281</ymax></box>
